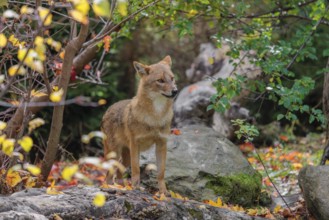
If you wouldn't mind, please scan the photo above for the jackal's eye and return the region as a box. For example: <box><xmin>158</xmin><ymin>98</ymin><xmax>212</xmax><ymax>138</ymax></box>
<box><xmin>157</xmin><ymin>79</ymin><xmax>165</xmax><ymax>83</ymax></box>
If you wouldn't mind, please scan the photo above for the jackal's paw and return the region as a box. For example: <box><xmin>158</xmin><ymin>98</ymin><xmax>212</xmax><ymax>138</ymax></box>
<box><xmin>159</xmin><ymin>188</ymin><xmax>170</xmax><ymax>197</ymax></box>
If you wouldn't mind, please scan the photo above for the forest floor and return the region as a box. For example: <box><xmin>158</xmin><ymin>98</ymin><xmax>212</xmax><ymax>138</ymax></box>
<box><xmin>44</xmin><ymin>132</ymin><xmax>325</xmax><ymax>219</ymax></box>
<box><xmin>240</xmin><ymin>132</ymin><xmax>325</xmax><ymax>219</ymax></box>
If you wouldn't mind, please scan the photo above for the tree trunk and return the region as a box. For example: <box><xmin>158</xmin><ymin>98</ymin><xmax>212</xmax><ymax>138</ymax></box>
<box><xmin>320</xmin><ymin>58</ymin><xmax>329</xmax><ymax>165</ymax></box>
<box><xmin>40</xmin><ymin>24</ymin><xmax>89</xmax><ymax>180</ymax></box>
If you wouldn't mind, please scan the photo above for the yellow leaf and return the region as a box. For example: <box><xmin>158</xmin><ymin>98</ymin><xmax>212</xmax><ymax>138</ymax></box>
<box><xmin>21</xmin><ymin>5</ymin><xmax>34</xmax><ymax>14</ymax></box>
<box><xmin>46</xmin><ymin>38</ymin><xmax>62</xmax><ymax>52</ymax></box>
<box><xmin>208</xmin><ymin>198</ymin><xmax>222</xmax><ymax>208</ymax></box>
<box><xmin>2</xmin><ymin>138</ymin><xmax>15</xmax><ymax>156</ymax></box>
<box><xmin>117</xmin><ymin>0</ymin><xmax>127</xmax><ymax>16</ymax></box>
<box><xmin>31</xmin><ymin>89</ymin><xmax>47</xmax><ymax>98</ymax></box>
<box><xmin>98</xmin><ymin>99</ymin><xmax>107</xmax><ymax>105</ymax></box>
<box><xmin>8</xmin><ymin>35</ymin><xmax>20</xmax><ymax>47</ymax></box>
<box><xmin>247</xmin><ymin>208</ymin><xmax>258</xmax><ymax>216</ymax></box>
<box><xmin>61</xmin><ymin>164</ymin><xmax>78</xmax><ymax>181</ymax></box>
<box><xmin>31</xmin><ymin>60</ymin><xmax>45</xmax><ymax>73</ymax></box>
<box><xmin>25</xmin><ymin>164</ymin><xmax>41</xmax><ymax>176</ymax></box>
<box><xmin>273</xmin><ymin>205</ymin><xmax>281</xmax><ymax>214</ymax></box>
<box><xmin>18</xmin><ymin>136</ymin><xmax>33</xmax><ymax>152</ymax></box>
<box><xmin>12</xmin><ymin>152</ymin><xmax>24</xmax><ymax>161</ymax></box>
<box><xmin>28</xmin><ymin>118</ymin><xmax>45</xmax><ymax>133</ymax></box>
<box><xmin>8</xmin><ymin>65</ymin><xmax>27</xmax><ymax>76</ymax></box>
<box><xmin>208</xmin><ymin>57</ymin><xmax>214</xmax><ymax>65</ymax></box>
<box><xmin>292</xmin><ymin>163</ymin><xmax>303</xmax><ymax>170</ymax></box>
<box><xmin>46</xmin><ymin>186</ymin><xmax>63</xmax><ymax>195</ymax></box>
<box><xmin>0</xmin><ymin>33</ymin><xmax>7</xmax><ymax>48</ymax></box>
<box><xmin>38</xmin><ymin>7</ymin><xmax>52</xmax><ymax>26</ymax></box>
<box><xmin>0</xmin><ymin>120</ymin><xmax>7</xmax><ymax>130</ymax></box>
<box><xmin>59</xmin><ymin>50</ymin><xmax>65</xmax><ymax>59</ymax></box>
<box><xmin>71</xmin><ymin>0</ymin><xmax>90</xmax><ymax>15</ymax></box>
<box><xmin>69</xmin><ymin>10</ymin><xmax>89</xmax><ymax>24</ymax></box>
<box><xmin>153</xmin><ymin>193</ymin><xmax>167</xmax><ymax>201</ymax></box>
<box><xmin>171</xmin><ymin>191</ymin><xmax>185</xmax><ymax>200</ymax></box>
<box><xmin>188</xmin><ymin>9</ymin><xmax>198</xmax><ymax>17</ymax></box>
<box><xmin>93</xmin><ymin>192</ymin><xmax>106</xmax><ymax>207</ymax></box>
<box><xmin>34</xmin><ymin>36</ymin><xmax>45</xmax><ymax>47</ymax></box>
<box><xmin>93</xmin><ymin>0</ymin><xmax>111</xmax><ymax>18</ymax></box>
<box><xmin>0</xmin><ymin>134</ymin><xmax>6</xmax><ymax>145</ymax></box>
<box><xmin>6</xmin><ymin>169</ymin><xmax>22</xmax><ymax>187</ymax></box>
<box><xmin>50</xmin><ymin>88</ymin><xmax>64</xmax><ymax>102</ymax></box>
<box><xmin>25</xmin><ymin>176</ymin><xmax>36</xmax><ymax>188</ymax></box>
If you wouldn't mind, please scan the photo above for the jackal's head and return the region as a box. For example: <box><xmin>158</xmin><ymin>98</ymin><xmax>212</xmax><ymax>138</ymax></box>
<box><xmin>134</xmin><ymin>56</ymin><xmax>178</xmax><ymax>99</ymax></box>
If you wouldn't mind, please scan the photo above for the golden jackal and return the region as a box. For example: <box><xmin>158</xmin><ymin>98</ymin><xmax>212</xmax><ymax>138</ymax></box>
<box><xmin>101</xmin><ymin>56</ymin><xmax>177</xmax><ymax>194</ymax></box>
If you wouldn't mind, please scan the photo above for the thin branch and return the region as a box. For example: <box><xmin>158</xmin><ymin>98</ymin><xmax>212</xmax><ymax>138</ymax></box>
<box><xmin>82</xmin><ymin>0</ymin><xmax>161</xmax><ymax>48</ymax></box>
<box><xmin>286</xmin><ymin>4</ymin><xmax>329</xmax><ymax>70</ymax></box>
<box><xmin>254</xmin><ymin>150</ymin><xmax>292</xmax><ymax>212</ymax></box>
<box><xmin>0</xmin><ymin>96</ymin><xmax>103</xmax><ymax>108</ymax></box>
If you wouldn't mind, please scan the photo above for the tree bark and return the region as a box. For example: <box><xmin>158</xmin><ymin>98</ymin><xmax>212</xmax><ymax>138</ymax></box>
<box><xmin>40</xmin><ymin>24</ymin><xmax>89</xmax><ymax>180</ymax></box>
<box><xmin>320</xmin><ymin>58</ymin><xmax>329</xmax><ymax>165</ymax></box>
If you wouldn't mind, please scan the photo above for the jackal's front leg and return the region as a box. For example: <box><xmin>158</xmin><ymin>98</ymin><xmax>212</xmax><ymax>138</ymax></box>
<box><xmin>156</xmin><ymin>140</ymin><xmax>168</xmax><ymax>195</ymax></box>
<box><xmin>129</xmin><ymin>140</ymin><xmax>140</xmax><ymax>189</ymax></box>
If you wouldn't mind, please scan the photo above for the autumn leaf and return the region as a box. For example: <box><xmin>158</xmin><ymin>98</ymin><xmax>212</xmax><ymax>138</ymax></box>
<box><xmin>61</xmin><ymin>164</ymin><xmax>79</xmax><ymax>181</ymax></box>
<box><xmin>3</xmin><ymin>10</ymin><xmax>19</xmax><ymax>19</ymax></box>
<box><xmin>93</xmin><ymin>192</ymin><xmax>106</xmax><ymax>207</ymax></box>
<box><xmin>171</xmin><ymin>128</ymin><xmax>181</xmax><ymax>135</ymax></box>
<box><xmin>8</xmin><ymin>65</ymin><xmax>27</xmax><ymax>76</ymax></box>
<box><xmin>247</xmin><ymin>208</ymin><xmax>258</xmax><ymax>216</ymax></box>
<box><xmin>188</xmin><ymin>85</ymin><xmax>199</xmax><ymax>93</ymax></box>
<box><xmin>117</xmin><ymin>0</ymin><xmax>128</xmax><ymax>16</ymax></box>
<box><xmin>28</xmin><ymin>118</ymin><xmax>45</xmax><ymax>133</ymax></box>
<box><xmin>31</xmin><ymin>89</ymin><xmax>47</xmax><ymax>98</ymax></box>
<box><xmin>38</xmin><ymin>7</ymin><xmax>53</xmax><ymax>26</ymax></box>
<box><xmin>25</xmin><ymin>176</ymin><xmax>36</xmax><ymax>188</ymax></box>
<box><xmin>273</xmin><ymin>205</ymin><xmax>282</xmax><ymax>214</ymax></box>
<box><xmin>2</xmin><ymin>138</ymin><xmax>15</xmax><ymax>156</ymax></box>
<box><xmin>98</xmin><ymin>99</ymin><xmax>107</xmax><ymax>105</ymax></box>
<box><xmin>279</xmin><ymin>135</ymin><xmax>289</xmax><ymax>142</ymax></box>
<box><xmin>21</xmin><ymin>5</ymin><xmax>34</xmax><ymax>14</ymax></box>
<box><xmin>50</xmin><ymin>88</ymin><xmax>64</xmax><ymax>102</ymax></box>
<box><xmin>70</xmin><ymin>10</ymin><xmax>89</xmax><ymax>24</ymax></box>
<box><xmin>93</xmin><ymin>0</ymin><xmax>111</xmax><ymax>18</ymax></box>
<box><xmin>0</xmin><ymin>121</ymin><xmax>7</xmax><ymax>130</ymax></box>
<box><xmin>18</xmin><ymin>136</ymin><xmax>33</xmax><ymax>152</ymax></box>
<box><xmin>103</xmin><ymin>36</ymin><xmax>111</xmax><ymax>52</ymax></box>
<box><xmin>170</xmin><ymin>191</ymin><xmax>188</xmax><ymax>201</ymax></box>
<box><xmin>153</xmin><ymin>193</ymin><xmax>168</xmax><ymax>201</ymax></box>
<box><xmin>0</xmin><ymin>34</ymin><xmax>7</xmax><ymax>48</ymax></box>
<box><xmin>188</xmin><ymin>9</ymin><xmax>198</xmax><ymax>17</ymax></box>
<box><xmin>46</xmin><ymin>180</ymin><xmax>63</xmax><ymax>195</ymax></box>
<box><xmin>208</xmin><ymin>197</ymin><xmax>223</xmax><ymax>207</ymax></box>
<box><xmin>6</xmin><ymin>169</ymin><xmax>22</xmax><ymax>187</ymax></box>
<box><xmin>25</xmin><ymin>164</ymin><xmax>41</xmax><ymax>176</ymax></box>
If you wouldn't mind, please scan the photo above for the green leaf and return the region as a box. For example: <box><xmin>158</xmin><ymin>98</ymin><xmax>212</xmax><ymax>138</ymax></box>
<box><xmin>277</xmin><ymin>114</ymin><xmax>284</xmax><ymax>121</ymax></box>
<box><xmin>323</xmin><ymin>49</ymin><xmax>329</xmax><ymax>57</ymax></box>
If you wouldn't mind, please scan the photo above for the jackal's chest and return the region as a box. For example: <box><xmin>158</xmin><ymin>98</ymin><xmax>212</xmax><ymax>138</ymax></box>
<box><xmin>135</xmin><ymin>128</ymin><xmax>170</xmax><ymax>151</ymax></box>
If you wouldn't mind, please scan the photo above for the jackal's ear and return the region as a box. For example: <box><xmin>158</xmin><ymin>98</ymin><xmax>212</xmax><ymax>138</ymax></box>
<box><xmin>133</xmin><ymin>61</ymin><xmax>149</xmax><ymax>76</ymax></box>
<box><xmin>161</xmin><ymin>55</ymin><xmax>172</xmax><ymax>67</ymax></box>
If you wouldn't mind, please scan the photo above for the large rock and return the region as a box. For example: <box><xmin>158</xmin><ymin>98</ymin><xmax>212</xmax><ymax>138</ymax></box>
<box><xmin>298</xmin><ymin>165</ymin><xmax>329</xmax><ymax>220</ymax></box>
<box><xmin>174</xmin><ymin>43</ymin><xmax>259</xmax><ymax>139</ymax></box>
<box><xmin>140</xmin><ymin>125</ymin><xmax>262</xmax><ymax>206</ymax></box>
<box><xmin>173</xmin><ymin>81</ymin><xmax>253</xmax><ymax>139</ymax></box>
<box><xmin>0</xmin><ymin>186</ymin><xmax>266</xmax><ymax>220</ymax></box>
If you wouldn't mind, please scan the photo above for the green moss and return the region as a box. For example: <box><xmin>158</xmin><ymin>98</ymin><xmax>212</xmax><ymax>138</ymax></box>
<box><xmin>187</xmin><ymin>208</ymin><xmax>203</xmax><ymax>219</ymax></box>
<box><xmin>124</xmin><ymin>200</ymin><xmax>133</xmax><ymax>212</ymax></box>
<box><xmin>205</xmin><ymin>172</ymin><xmax>262</xmax><ymax>207</ymax></box>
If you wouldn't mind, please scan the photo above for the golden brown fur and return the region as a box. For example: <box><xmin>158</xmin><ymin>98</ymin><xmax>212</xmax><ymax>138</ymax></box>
<box><xmin>101</xmin><ymin>56</ymin><xmax>177</xmax><ymax>194</ymax></box>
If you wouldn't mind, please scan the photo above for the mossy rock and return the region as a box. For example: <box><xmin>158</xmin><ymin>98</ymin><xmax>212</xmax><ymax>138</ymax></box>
<box><xmin>205</xmin><ymin>172</ymin><xmax>262</xmax><ymax>207</ymax></box>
